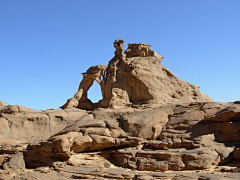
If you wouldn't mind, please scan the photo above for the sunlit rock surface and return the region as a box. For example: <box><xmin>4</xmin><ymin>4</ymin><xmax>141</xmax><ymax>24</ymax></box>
<box><xmin>61</xmin><ymin>40</ymin><xmax>212</xmax><ymax>110</ymax></box>
<box><xmin>1</xmin><ymin>41</ymin><xmax>239</xmax><ymax>179</ymax></box>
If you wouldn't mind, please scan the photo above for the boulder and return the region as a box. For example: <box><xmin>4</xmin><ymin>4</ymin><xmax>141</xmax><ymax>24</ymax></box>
<box><xmin>0</xmin><ymin>105</ymin><xmax>89</xmax><ymax>142</ymax></box>
<box><xmin>0</xmin><ymin>100</ymin><xmax>7</xmax><ymax>111</ymax></box>
<box><xmin>24</xmin><ymin>101</ymin><xmax>240</xmax><ymax>171</ymax></box>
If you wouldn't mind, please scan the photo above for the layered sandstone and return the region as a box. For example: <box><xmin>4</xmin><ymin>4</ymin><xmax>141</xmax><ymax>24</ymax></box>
<box><xmin>61</xmin><ymin>40</ymin><xmax>212</xmax><ymax>110</ymax></box>
<box><xmin>1</xmin><ymin>41</ymin><xmax>239</xmax><ymax>179</ymax></box>
<box><xmin>1</xmin><ymin>101</ymin><xmax>240</xmax><ymax>179</ymax></box>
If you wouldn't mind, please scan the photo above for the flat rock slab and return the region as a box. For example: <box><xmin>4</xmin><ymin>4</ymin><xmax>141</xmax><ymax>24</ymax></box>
<box><xmin>1</xmin><ymin>165</ymin><xmax>240</xmax><ymax>180</ymax></box>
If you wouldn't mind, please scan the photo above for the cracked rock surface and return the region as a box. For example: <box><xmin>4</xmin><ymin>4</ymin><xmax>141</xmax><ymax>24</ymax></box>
<box><xmin>61</xmin><ymin>41</ymin><xmax>213</xmax><ymax>110</ymax></box>
<box><xmin>0</xmin><ymin>41</ymin><xmax>239</xmax><ymax>179</ymax></box>
<box><xmin>1</xmin><ymin>101</ymin><xmax>240</xmax><ymax>179</ymax></box>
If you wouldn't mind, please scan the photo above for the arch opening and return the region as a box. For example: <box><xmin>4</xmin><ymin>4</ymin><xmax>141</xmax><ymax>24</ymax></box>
<box><xmin>87</xmin><ymin>80</ymin><xmax>103</xmax><ymax>103</ymax></box>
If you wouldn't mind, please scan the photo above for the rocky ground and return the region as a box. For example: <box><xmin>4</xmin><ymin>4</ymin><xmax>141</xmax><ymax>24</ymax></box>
<box><xmin>1</xmin><ymin>163</ymin><xmax>240</xmax><ymax>180</ymax></box>
<box><xmin>0</xmin><ymin>100</ymin><xmax>240</xmax><ymax>179</ymax></box>
<box><xmin>1</xmin><ymin>41</ymin><xmax>239</xmax><ymax>179</ymax></box>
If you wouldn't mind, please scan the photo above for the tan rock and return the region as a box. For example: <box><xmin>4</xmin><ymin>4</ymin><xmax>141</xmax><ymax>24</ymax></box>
<box><xmin>61</xmin><ymin>40</ymin><xmax>213</xmax><ymax>110</ymax></box>
<box><xmin>1</xmin><ymin>37</ymin><xmax>240</xmax><ymax>176</ymax></box>
<box><xmin>71</xmin><ymin>134</ymin><xmax>93</xmax><ymax>153</ymax></box>
<box><xmin>0</xmin><ymin>100</ymin><xmax>7</xmax><ymax>111</ymax></box>
<box><xmin>26</xmin><ymin>101</ymin><xmax>240</xmax><ymax>171</ymax></box>
<box><xmin>0</xmin><ymin>152</ymin><xmax>25</xmax><ymax>170</ymax></box>
<box><xmin>0</xmin><ymin>106</ymin><xmax>90</xmax><ymax>143</ymax></box>
<box><xmin>119</xmin><ymin>107</ymin><xmax>173</xmax><ymax>139</ymax></box>
<box><xmin>88</xmin><ymin>134</ymin><xmax>116</xmax><ymax>151</ymax></box>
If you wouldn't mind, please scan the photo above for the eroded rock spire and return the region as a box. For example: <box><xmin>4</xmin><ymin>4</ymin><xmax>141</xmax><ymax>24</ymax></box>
<box><xmin>61</xmin><ymin>40</ymin><xmax>212</xmax><ymax>110</ymax></box>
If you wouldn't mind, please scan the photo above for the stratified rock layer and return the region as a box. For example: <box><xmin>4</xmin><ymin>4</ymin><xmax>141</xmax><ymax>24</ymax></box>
<box><xmin>1</xmin><ymin>100</ymin><xmax>238</xmax><ymax>173</ymax></box>
<box><xmin>61</xmin><ymin>40</ymin><xmax>212</xmax><ymax>110</ymax></box>
<box><xmin>25</xmin><ymin>101</ymin><xmax>240</xmax><ymax>172</ymax></box>
<box><xmin>1</xmin><ymin>41</ymin><xmax>239</xmax><ymax>179</ymax></box>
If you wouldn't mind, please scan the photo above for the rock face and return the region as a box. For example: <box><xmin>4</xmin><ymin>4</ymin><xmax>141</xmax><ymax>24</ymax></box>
<box><xmin>27</xmin><ymin>102</ymin><xmax>240</xmax><ymax>171</ymax></box>
<box><xmin>61</xmin><ymin>40</ymin><xmax>212</xmax><ymax>110</ymax></box>
<box><xmin>0</xmin><ymin>105</ymin><xmax>90</xmax><ymax>143</ymax></box>
<box><xmin>0</xmin><ymin>41</ymin><xmax>239</xmax><ymax>179</ymax></box>
<box><xmin>1</xmin><ymin>100</ymin><xmax>240</xmax><ymax>179</ymax></box>
<box><xmin>0</xmin><ymin>101</ymin><xmax>7</xmax><ymax>111</ymax></box>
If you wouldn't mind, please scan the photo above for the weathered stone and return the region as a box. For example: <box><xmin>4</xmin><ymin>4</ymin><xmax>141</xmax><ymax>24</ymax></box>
<box><xmin>182</xmin><ymin>147</ymin><xmax>219</xmax><ymax>170</ymax></box>
<box><xmin>0</xmin><ymin>152</ymin><xmax>25</xmax><ymax>170</ymax></box>
<box><xmin>61</xmin><ymin>40</ymin><xmax>212</xmax><ymax>110</ymax></box>
<box><xmin>88</xmin><ymin>134</ymin><xmax>116</xmax><ymax>151</ymax></box>
<box><xmin>0</xmin><ymin>100</ymin><xmax>7</xmax><ymax>111</ymax></box>
<box><xmin>71</xmin><ymin>134</ymin><xmax>93</xmax><ymax>153</ymax></box>
<box><xmin>119</xmin><ymin>107</ymin><xmax>172</xmax><ymax>139</ymax></box>
<box><xmin>0</xmin><ymin>103</ymin><xmax>93</xmax><ymax>145</ymax></box>
<box><xmin>63</xmin><ymin>108</ymin><xmax>88</xmax><ymax>121</ymax></box>
<box><xmin>22</xmin><ymin>101</ymin><xmax>240</xmax><ymax>171</ymax></box>
<box><xmin>1</xmin><ymin>41</ymin><xmax>240</xmax><ymax>178</ymax></box>
<box><xmin>233</xmin><ymin>148</ymin><xmax>240</xmax><ymax>159</ymax></box>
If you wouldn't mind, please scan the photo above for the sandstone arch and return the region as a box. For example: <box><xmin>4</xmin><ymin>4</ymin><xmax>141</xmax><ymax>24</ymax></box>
<box><xmin>61</xmin><ymin>40</ymin><xmax>212</xmax><ymax>110</ymax></box>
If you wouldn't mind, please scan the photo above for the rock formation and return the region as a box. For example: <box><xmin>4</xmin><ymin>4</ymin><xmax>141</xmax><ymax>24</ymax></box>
<box><xmin>1</xmin><ymin>100</ymin><xmax>240</xmax><ymax>179</ymax></box>
<box><xmin>61</xmin><ymin>40</ymin><xmax>212</xmax><ymax>110</ymax></box>
<box><xmin>1</xmin><ymin>41</ymin><xmax>239</xmax><ymax>179</ymax></box>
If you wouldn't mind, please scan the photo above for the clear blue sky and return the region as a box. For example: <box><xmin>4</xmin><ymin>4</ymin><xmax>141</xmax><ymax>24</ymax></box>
<box><xmin>1</xmin><ymin>1</ymin><xmax>239</xmax><ymax>110</ymax></box>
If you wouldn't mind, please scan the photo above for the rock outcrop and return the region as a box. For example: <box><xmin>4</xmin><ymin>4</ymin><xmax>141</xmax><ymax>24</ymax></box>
<box><xmin>27</xmin><ymin>102</ymin><xmax>240</xmax><ymax>171</ymax></box>
<box><xmin>1</xmin><ymin>100</ymin><xmax>240</xmax><ymax>179</ymax></box>
<box><xmin>61</xmin><ymin>40</ymin><xmax>212</xmax><ymax>110</ymax></box>
<box><xmin>0</xmin><ymin>41</ymin><xmax>239</xmax><ymax>179</ymax></box>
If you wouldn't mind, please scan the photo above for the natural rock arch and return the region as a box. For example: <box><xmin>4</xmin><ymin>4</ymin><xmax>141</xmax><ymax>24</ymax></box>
<box><xmin>61</xmin><ymin>40</ymin><xmax>212</xmax><ymax>110</ymax></box>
